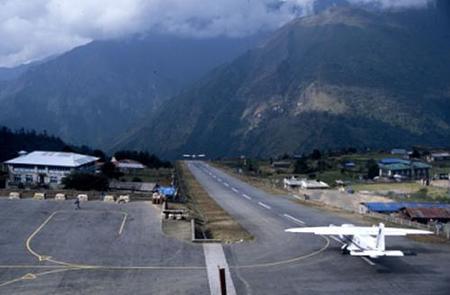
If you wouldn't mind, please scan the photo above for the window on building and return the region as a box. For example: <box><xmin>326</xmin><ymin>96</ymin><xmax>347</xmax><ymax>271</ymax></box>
<box><xmin>50</xmin><ymin>176</ymin><xmax>58</xmax><ymax>183</ymax></box>
<box><xmin>14</xmin><ymin>175</ymin><xmax>22</xmax><ymax>182</ymax></box>
<box><xmin>25</xmin><ymin>175</ymin><xmax>33</xmax><ymax>183</ymax></box>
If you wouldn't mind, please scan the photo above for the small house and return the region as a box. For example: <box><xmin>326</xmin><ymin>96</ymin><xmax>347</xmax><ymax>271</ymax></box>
<box><xmin>111</xmin><ymin>157</ymin><xmax>146</xmax><ymax>172</ymax></box>
<box><xmin>401</xmin><ymin>207</ymin><xmax>450</xmax><ymax>224</ymax></box>
<box><xmin>427</xmin><ymin>152</ymin><xmax>450</xmax><ymax>162</ymax></box>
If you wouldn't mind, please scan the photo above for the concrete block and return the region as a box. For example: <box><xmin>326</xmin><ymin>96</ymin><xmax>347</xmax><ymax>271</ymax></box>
<box><xmin>117</xmin><ymin>195</ymin><xmax>130</xmax><ymax>204</ymax></box>
<box><xmin>33</xmin><ymin>193</ymin><xmax>46</xmax><ymax>200</ymax></box>
<box><xmin>54</xmin><ymin>193</ymin><xmax>66</xmax><ymax>201</ymax></box>
<box><xmin>104</xmin><ymin>195</ymin><xmax>115</xmax><ymax>202</ymax></box>
<box><xmin>77</xmin><ymin>194</ymin><xmax>88</xmax><ymax>202</ymax></box>
<box><xmin>9</xmin><ymin>192</ymin><xmax>21</xmax><ymax>200</ymax></box>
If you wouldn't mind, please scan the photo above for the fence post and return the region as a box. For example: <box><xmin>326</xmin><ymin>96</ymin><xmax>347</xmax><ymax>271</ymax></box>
<box><xmin>219</xmin><ymin>267</ymin><xmax>227</xmax><ymax>295</ymax></box>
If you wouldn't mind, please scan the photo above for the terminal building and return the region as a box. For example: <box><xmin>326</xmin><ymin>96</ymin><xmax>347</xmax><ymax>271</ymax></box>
<box><xmin>4</xmin><ymin>151</ymin><xmax>98</xmax><ymax>188</ymax></box>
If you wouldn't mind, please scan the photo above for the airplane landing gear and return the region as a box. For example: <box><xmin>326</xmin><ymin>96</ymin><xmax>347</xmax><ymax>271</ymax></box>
<box><xmin>341</xmin><ymin>244</ymin><xmax>350</xmax><ymax>255</ymax></box>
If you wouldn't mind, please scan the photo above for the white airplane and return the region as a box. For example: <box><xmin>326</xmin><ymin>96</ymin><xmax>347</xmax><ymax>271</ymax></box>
<box><xmin>285</xmin><ymin>223</ymin><xmax>432</xmax><ymax>258</ymax></box>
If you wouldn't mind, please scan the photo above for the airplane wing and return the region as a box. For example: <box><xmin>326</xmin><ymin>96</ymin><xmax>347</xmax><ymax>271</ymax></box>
<box><xmin>285</xmin><ymin>226</ymin><xmax>432</xmax><ymax>236</ymax></box>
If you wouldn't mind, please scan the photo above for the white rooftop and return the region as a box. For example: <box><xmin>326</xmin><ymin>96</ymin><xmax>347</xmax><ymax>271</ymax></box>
<box><xmin>5</xmin><ymin>151</ymin><xmax>99</xmax><ymax>167</ymax></box>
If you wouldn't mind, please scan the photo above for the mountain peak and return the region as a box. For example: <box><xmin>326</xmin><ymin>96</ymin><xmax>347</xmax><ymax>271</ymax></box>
<box><xmin>295</xmin><ymin>6</ymin><xmax>377</xmax><ymax>28</ymax></box>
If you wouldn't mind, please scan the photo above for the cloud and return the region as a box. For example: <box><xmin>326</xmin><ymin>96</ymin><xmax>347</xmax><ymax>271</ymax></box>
<box><xmin>348</xmin><ymin>0</ymin><xmax>433</xmax><ymax>9</ymax></box>
<box><xmin>0</xmin><ymin>0</ymin><xmax>433</xmax><ymax>67</ymax></box>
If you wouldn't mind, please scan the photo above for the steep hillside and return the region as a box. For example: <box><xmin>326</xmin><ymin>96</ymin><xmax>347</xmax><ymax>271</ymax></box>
<box><xmin>117</xmin><ymin>5</ymin><xmax>450</xmax><ymax>158</ymax></box>
<box><xmin>0</xmin><ymin>34</ymin><xmax>260</xmax><ymax>147</ymax></box>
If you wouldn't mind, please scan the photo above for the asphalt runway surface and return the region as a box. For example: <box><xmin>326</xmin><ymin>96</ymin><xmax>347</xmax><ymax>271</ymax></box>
<box><xmin>1</xmin><ymin>162</ymin><xmax>450</xmax><ymax>295</ymax></box>
<box><xmin>187</xmin><ymin>161</ymin><xmax>450</xmax><ymax>295</ymax></box>
<box><xmin>0</xmin><ymin>199</ymin><xmax>208</xmax><ymax>294</ymax></box>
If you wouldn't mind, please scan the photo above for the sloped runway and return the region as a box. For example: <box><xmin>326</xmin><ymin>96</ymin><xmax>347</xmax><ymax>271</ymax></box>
<box><xmin>188</xmin><ymin>161</ymin><xmax>450</xmax><ymax>295</ymax></box>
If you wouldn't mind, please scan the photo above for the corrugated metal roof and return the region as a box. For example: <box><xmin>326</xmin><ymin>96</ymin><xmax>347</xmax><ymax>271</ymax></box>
<box><xmin>378</xmin><ymin>160</ymin><xmax>431</xmax><ymax>171</ymax></box>
<box><xmin>379</xmin><ymin>158</ymin><xmax>410</xmax><ymax>165</ymax></box>
<box><xmin>378</xmin><ymin>163</ymin><xmax>411</xmax><ymax>170</ymax></box>
<box><xmin>4</xmin><ymin>151</ymin><xmax>98</xmax><ymax>167</ymax></box>
<box><xmin>363</xmin><ymin>202</ymin><xmax>450</xmax><ymax>212</ymax></box>
<box><xmin>115</xmin><ymin>159</ymin><xmax>146</xmax><ymax>169</ymax></box>
<box><xmin>404</xmin><ymin>208</ymin><xmax>450</xmax><ymax>219</ymax></box>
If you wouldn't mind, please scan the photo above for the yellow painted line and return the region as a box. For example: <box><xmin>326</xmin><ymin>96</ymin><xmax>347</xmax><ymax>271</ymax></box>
<box><xmin>0</xmin><ymin>268</ymin><xmax>71</xmax><ymax>288</ymax></box>
<box><xmin>25</xmin><ymin>210</ymin><xmax>129</xmax><ymax>266</ymax></box>
<box><xmin>0</xmin><ymin>275</ymin><xmax>29</xmax><ymax>288</ymax></box>
<box><xmin>118</xmin><ymin>213</ymin><xmax>128</xmax><ymax>235</ymax></box>
<box><xmin>20</xmin><ymin>208</ymin><xmax>330</xmax><ymax>276</ymax></box>
<box><xmin>74</xmin><ymin>265</ymin><xmax>206</xmax><ymax>271</ymax></box>
<box><xmin>232</xmin><ymin>236</ymin><xmax>330</xmax><ymax>269</ymax></box>
<box><xmin>0</xmin><ymin>265</ymin><xmax>66</xmax><ymax>269</ymax></box>
<box><xmin>25</xmin><ymin>211</ymin><xmax>58</xmax><ymax>262</ymax></box>
<box><xmin>35</xmin><ymin>268</ymin><xmax>72</xmax><ymax>277</ymax></box>
<box><xmin>21</xmin><ymin>273</ymin><xmax>37</xmax><ymax>280</ymax></box>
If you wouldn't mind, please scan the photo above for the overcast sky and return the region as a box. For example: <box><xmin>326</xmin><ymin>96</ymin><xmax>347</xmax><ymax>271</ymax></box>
<box><xmin>0</xmin><ymin>0</ymin><xmax>433</xmax><ymax>67</ymax></box>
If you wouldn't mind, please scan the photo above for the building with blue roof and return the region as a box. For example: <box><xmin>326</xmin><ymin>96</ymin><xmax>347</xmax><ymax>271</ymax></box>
<box><xmin>378</xmin><ymin>158</ymin><xmax>431</xmax><ymax>180</ymax></box>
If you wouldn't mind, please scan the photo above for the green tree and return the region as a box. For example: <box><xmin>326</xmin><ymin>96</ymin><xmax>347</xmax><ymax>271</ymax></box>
<box><xmin>366</xmin><ymin>159</ymin><xmax>379</xmax><ymax>179</ymax></box>
<box><xmin>310</xmin><ymin>149</ymin><xmax>322</xmax><ymax>160</ymax></box>
<box><xmin>411</xmin><ymin>149</ymin><xmax>421</xmax><ymax>159</ymax></box>
<box><xmin>101</xmin><ymin>162</ymin><xmax>123</xmax><ymax>179</ymax></box>
<box><xmin>317</xmin><ymin>160</ymin><xmax>328</xmax><ymax>172</ymax></box>
<box><xmin>62</xmin><ymin>173</ymin><xmax>109</xmax><ymax>191</ymax></box>
<box><xmin>246</xmin><ymin>159</ymin><xmax>259</xmax><ymax>173</ymax></box>
<box><xmin>92</xmin><ymin>149</ymin><xmax>106</xmax><ymax>162</ymax></box>
<box><xmin>294</xmin><ymin>158</ymin><xmax>309</xmax><ymax>174</ymax></box>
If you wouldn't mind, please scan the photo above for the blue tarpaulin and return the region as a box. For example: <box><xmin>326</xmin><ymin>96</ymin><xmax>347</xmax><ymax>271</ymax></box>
<box><xmin>158</xmin><ymin>186</ymin><xmax>176</xmax><ymax>198</ymax></box>
<box><xmin>364</xmin><ymin>202</ymin><xmax>450</xmax><ymax>213</ymax></box>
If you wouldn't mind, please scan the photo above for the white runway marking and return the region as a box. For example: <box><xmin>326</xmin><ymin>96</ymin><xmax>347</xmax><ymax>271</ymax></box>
<box><xmin>292</xmin><ymin>194</ymin><xmax>303</xmax><ymax>201</ymax></box>
<box><xmin>231</xmin><ymin>188</ymin><xmax>239</xmax><ymax>193</ymax></box>
<box><xmin>242</xmin><ymin>194</ymin><xmax>252</xmax><ymax>200</ymax></box>
<box><xmin>118</xmin><ymin>214</ymin><xmax>127</xmax><ymax>235</ymax></box>
<box><xmin>224</xmin><ymin>183</ymin><xmax>230</xmax><ymax>187</ymax></box>
<box><xmin>258</xmin><ymin>202</ymin><xmax>271</xmax><ymax>210</ymax></box>
<box><xmin>283</xmin><ymin>214</ymin><xmax>305</xmax><ymax>225</ymax></box>
<box><xmin>203</xmin><ymin>244</ymin><xmax>237</xmax><ymax>295</ymax></box>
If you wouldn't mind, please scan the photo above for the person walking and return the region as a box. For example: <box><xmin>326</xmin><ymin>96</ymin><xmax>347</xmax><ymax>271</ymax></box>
<box><xmin>74</xmin><ymin>198</ymin><xmax>81</xmax><ymax>210</ymax></box>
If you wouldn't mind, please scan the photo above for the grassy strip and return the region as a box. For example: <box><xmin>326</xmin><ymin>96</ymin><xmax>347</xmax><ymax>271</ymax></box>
<box><xmin>177</xmin><ymin>161</ymin><xmax>252</xmax><ymax>242</ymax></box>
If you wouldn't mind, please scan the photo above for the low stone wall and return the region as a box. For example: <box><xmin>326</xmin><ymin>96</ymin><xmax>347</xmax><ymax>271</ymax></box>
<box><xmin>0</xmin><ymin>189</ymin><xmax>152</xmax><ymax>201</ymax></box>
<box><xmin>365</xmin><ymin>211</ymin><xmax>450</xmax><ymax>240</ymax></box>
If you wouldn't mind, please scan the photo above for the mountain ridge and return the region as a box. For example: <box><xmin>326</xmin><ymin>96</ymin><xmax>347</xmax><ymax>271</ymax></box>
<box><xmin>115</xmin><ymin>5</ymin><xmax>450</xmax><ymax>158</ymax></box>
<box><xmin>0</xmin><ymin>34</ymin><xmax>261</xmax><ymax>147</ymax></box>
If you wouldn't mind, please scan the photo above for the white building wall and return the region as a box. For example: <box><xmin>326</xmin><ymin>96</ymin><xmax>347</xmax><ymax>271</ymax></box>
<box><xmin>7</xmin><ymin>163</ymin><xmax>95</xmax><ymax>188</ymax></box>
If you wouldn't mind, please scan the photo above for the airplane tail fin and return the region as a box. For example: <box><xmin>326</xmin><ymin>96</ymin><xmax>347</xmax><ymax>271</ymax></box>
<box><xmin>375</xmin><ymin>223</ymin><xmax>385</xmax><ymax>251</ymax></box>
